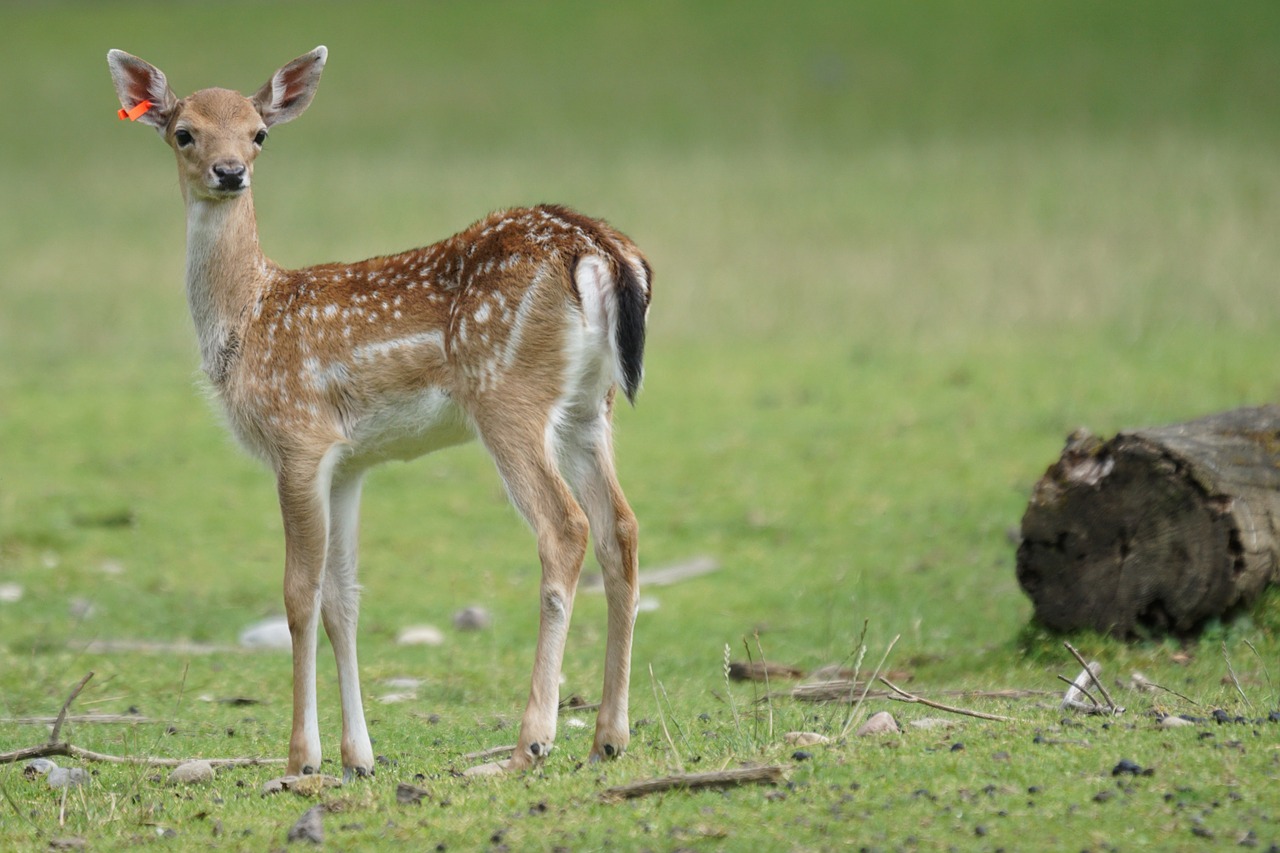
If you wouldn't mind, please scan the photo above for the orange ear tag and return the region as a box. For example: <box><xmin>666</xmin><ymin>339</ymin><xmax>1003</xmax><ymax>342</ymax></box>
<box><xmin>118</xmin><ymin>100</ymin><xmax>153</xmax><ymax>121</ymax></box>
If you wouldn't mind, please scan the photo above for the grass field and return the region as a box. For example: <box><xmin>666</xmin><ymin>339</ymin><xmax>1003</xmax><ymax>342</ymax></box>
<box><xmin>2</xmin><ymin>1</ymin><xmax>1280</xmax><ymax>849</ymax></box>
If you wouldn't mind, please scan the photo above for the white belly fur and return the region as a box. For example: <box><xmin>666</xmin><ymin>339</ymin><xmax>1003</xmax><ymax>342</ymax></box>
<box><xmin>345</xmin><ymin>387</ymin><xmax>474</xmax><ymax>467</ymax></box>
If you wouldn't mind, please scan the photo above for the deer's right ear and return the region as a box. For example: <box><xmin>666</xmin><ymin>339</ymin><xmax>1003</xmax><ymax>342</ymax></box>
<box><xmin>107</xmin><ymin>50</ymin><xmax>179</xmax><ymax>133</ymax></box>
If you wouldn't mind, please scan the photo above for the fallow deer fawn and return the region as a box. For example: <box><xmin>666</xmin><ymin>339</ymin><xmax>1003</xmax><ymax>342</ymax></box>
<box><xmin>107</xmin><ymin>46</ymin><xmax>650</xmax><ymax>778</ymax></box>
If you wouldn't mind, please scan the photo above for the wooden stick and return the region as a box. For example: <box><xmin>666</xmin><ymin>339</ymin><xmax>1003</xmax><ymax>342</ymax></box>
<box><xmin>0</xmin><ymin>742</ymin><xmax>285</xmax><ymax>768</ymax></box>
<box><xmin>783</xmin><ymin>682</ymin><xmax>1055</xmax><ymax>704</ymax></box>
<box><xmin>1057</xmin><ymin>673</ymin><xmax>1101</xmax><ymax>709</ymax></box>
<box><xmin>4</xmin><ymin>715</ymin><xmax>159</xmax><ymax>727</ymax></box>
<box><xmin>1062</xmin><ymin>642</ymin><xmax>1121</xmax><ymax>714</ymax></box>
<box><xmin>1141</xmin><ymin>679</ymin><xmax>1200</xmax><ymax>707</ymax></box>
<box><xmin>49</xmin><ymin>673</ymin><xmax>94</xmax><ymax>745</ymax></box>
<box><xmin>878</xmin><ymin>677</ymin><xmax>1021</xmax><ymax>723</ymax></box>
<box><xmin>599</xmin><ymin>764</ymin><xmax>786</xmax><ymax>803</ymax></box>
<box><xmin>459</xmin><ymin>744</ymin><xmax>515</xmax><ymax>763</ymax></box>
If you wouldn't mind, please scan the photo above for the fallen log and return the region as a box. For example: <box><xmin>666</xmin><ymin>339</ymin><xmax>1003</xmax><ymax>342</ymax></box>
<box><xmin>1017</xmin><ymin>406</ymin><xmax>1280</xmax><ymax>637</ymax></box>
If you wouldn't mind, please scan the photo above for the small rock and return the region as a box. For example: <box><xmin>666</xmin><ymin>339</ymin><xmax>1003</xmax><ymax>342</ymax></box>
<box><xmin>791</xmin><ymin>750</ymin><xmax>813</xmax><ymax>761</ymax></box>
<box><xmin>908</xmin><ymin>717</ymin><xmax>957</xmax><ymax>731</ymax></box>
<box><xmin>261</xmin><ymin>775</ymin><xmax>298</xmax><ymax>796</ymax></box>
<box><xmin>783</xmin><ymin>731</ymin><xmax>830</xmax><ymax>747</ymax></box>
<box><xmin>564</xmin><ymin>717</ymin><xmax>588</xmax><ymax>729</ymax></box>
<box><xmin>24</xmin><ymin>758</ymin><xmax>57</xmax><ymax>779</ymax></box>
<box><xmin>286</xmin><ymin>804</ymin><xmax>325</xmax><ymax>844</ymax></box>
<box><xmin>68</xmin><ymin>598</ymin><xmax>97</xmax><ymax>619</ymax></box>
<box><xmin>396</xmin><ymin>782</ymin><xmax>431</xmax><ymax>805</ymax></box>
<box><xmin>239</xmin><ymin>616</ymin><xmax>292</xmax><ymax>650</ymax></box>
<box><xmin>290</xmin><ymin>774</ymin><xmax>343</xmax><ymax>797</ymax></box>
<box><xmin>856</xmin><ymin>711</ymin><xmax>901</xmax><ymax>736</ymax></box>
<box><xmin>1160</xmin><ymin>715</ymin><xmax>1195</xmax><ymax>729</ymax></box>
<box><xmin>0</xmin><ymin>582</ymin><xmax>23</xmax><ymax>603</ymax></box>
<box><xmin>47</xmin><ymin>839</ymin><xmax>87</xmax><ymax>851</ymax></box>
<box><xmin>462</xmin><ymin>761</ymin><xmax>508</xmax><ymax>777</ymax></box>
<box><xmin>452</xmin><ymin>606</ymin><xmax>492</xmax><ymax>631</ymax></box>
<box><xmin>169</xmin><ymin>760</ymin><xmax>215</xmax><ymax>785</ymax></box>
<box><xmin>47</xmin><ymin>767</ymin><xmax>89</xmax><ymax>789</ymax></box>
<box><xmin>260</xmin><ymin>774</ymin><xmax>342</xmax><ymax>797</ymax></box>
<box><xmin>1128</xmin><ymin>672</ymin><xmax>1156</xmax><ymax>692</ymax></box>
<box><xmin>396</xmin><ymin>625</ymin><xmax>445</xmax><ymax>646</ymax></box>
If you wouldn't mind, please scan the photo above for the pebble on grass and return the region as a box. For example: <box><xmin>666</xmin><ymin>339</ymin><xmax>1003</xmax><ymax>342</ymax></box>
<box><xmin>169</xmin><ymin>760</ymin><xmax>215</xmax><ymax>785</ymax></box>
<box><xmin>856</xmin><ymin>711</ymin><xmax>900</xmax><ymax>736</ymax></box>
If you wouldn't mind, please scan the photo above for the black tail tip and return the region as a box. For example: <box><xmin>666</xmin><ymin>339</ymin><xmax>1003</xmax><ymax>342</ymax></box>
<box><xmin>616</xmin><ymin>262</ymin><xmax>648</xmax><ymax>405</ymax></box>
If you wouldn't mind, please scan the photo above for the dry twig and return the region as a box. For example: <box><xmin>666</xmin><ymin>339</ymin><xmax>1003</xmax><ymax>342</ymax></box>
<box><xmin>2</xmin><ymin>715</ymin><xmax>159</xmax><ymax>727</ymax></box>
<box><xmin>1057</xmin><ymin>673</ymin><xmax>1101</xmax><ymax>709</ymax></box>
<box><xmin>878</xmin><ymin>677</ymin><xmax>1022</xmax><ymax>723</ymax></box>
<box><xmin>1222</xmin><ymin>641</ymin><xmax>1253</xmax><ymax>712</ymax></box>
<box><xmin>49</xmin><ymin>673</ymin><xmax>94</xmax><ymax>745</ymax></box>
<box><xmin>599</xmin><ymin>765</ymin><xmax>786</xmax><ymax>803</ymax></box>
<box><xmin>0</xmin><ymin>742</ymin><xmax>284</xmax><ymax>768</ymax></box>
<box><xmin>1062</xmin><ymin>642</ymin><xmax>1121</xmax><ymax>714</ymax></box>
<box><xmin>727</xmin><ymin>661</ymin><xmax>805</xmax><ymax>682</ymax></box>
<box><xmin>783</xmin><ymin>683</ymin><xmax>1052</xmax><ymax>705</ymax></box>
<box><xmin>459</xmin><ymin>745</ymin><xmax>515</xmax><ymax>763</ymax></box>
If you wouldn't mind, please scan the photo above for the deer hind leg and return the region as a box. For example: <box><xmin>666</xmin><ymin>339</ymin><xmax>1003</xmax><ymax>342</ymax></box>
<box><xmin>466</xmin><ymin>417</ymin><xmax>590</xmax><ymax>775</ymax></box>
<box><xmin>560</xmin><ymin>409</ymin><xmax>639</xmax><ymax>763</ymax></box>
<box><xmin>321</xmin><ymin>470</ymin><xmax>375</xmax><ymax>781</ymax></box>
<box><xmin>278</xmin><ymin>447</ymin><xmax>344</xmax><ymax>776</ymax></box>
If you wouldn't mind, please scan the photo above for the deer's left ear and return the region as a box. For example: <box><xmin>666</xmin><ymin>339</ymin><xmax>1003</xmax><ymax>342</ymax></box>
<box><xmin>252</xmin><ymin>46</ymin><xmax>327</xmax><ymax>128</ymax></box>
<box><xmin>108</xmin><ymin>49</ymin><xmax>180</xmax><ymax>134</ymax></box>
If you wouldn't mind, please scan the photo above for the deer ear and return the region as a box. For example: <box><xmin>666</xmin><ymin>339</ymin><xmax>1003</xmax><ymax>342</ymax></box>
<box><xmin>252</xmin><ymin>46</ymin><xmax>327</xmax><ymax>128</ymax></box>
<box><xmin>107</xmin><ymin>50</ymin><xmax>178</xmax><ymax>133</ymax></box>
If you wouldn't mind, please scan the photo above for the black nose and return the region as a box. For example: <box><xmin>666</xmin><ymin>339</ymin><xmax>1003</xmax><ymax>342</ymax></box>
<box><xmin>213</xmin><ymin>161</ymin><xmax>246</xmax><ymax>190</ymax></box>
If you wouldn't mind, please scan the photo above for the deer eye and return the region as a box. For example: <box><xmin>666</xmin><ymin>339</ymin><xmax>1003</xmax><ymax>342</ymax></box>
<box><xmin>174</xmin><ymin>128</ymin><xmax>194</xmax><ymax>148</ymax></box>
<box><xmin>253</xmin><ymin>129</ymin><xmax>268</xmax><ymax>147</ymax></box>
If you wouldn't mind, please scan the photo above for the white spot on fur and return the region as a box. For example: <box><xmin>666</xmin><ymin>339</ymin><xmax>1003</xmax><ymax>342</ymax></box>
<box><xmin>352</xmin><ymin>331</ymin><xmax>445</xmax><ymax>364</ymax></box>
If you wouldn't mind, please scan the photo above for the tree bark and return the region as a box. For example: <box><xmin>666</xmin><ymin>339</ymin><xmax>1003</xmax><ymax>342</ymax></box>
<box><xmin>1017</xmin><ymin>406</ymin><xmax>1280</xmax><ymax>637</ymax></box>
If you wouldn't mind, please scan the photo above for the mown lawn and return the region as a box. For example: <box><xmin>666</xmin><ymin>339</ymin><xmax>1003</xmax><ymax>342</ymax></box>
<box><xmin>2</xmin><ymin>1</ymin><xmax>1279</xmax><ymax>849</ymax></box>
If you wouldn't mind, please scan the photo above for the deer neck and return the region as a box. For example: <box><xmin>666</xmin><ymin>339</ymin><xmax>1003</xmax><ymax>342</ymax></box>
<box><xmin>184</xmin><ymin>191</ymin><xmax>274</xmax><ymax>380</ymax></box>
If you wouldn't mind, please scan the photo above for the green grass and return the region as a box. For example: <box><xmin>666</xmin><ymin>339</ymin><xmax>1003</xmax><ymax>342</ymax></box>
<box><xmin>3</xmin><ymin>0</ymin><xmax>1280</xmax><ymax>849</ymax></box>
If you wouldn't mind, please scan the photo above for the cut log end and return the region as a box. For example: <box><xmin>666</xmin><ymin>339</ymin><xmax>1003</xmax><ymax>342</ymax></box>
<box><xmin>1017</xmin><ymin>407</ymin><xmax>1280</xmax><ymax>637</ymax></box>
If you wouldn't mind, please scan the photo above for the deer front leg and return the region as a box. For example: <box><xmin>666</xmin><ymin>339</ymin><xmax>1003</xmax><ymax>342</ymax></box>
<box><xmin>322</xmin><ymin>471</ymin><xmax>375</xmax><ymax>781</ymax></box>
<box><xmin>278</xmin><ymin>458</ymin><xmax>334</xmax><ymax>777</ymax></box>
